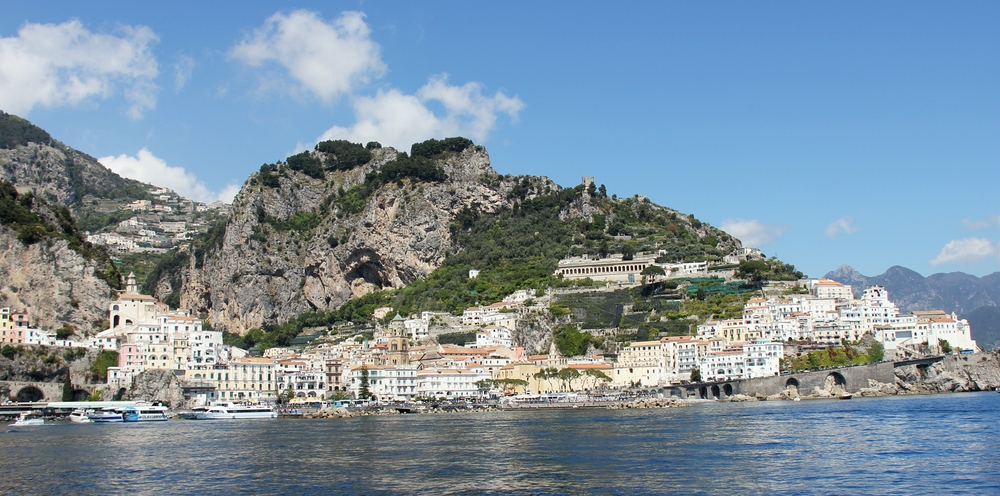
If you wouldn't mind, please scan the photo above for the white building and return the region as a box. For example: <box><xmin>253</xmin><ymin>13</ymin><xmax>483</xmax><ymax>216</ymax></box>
<box><xmin>699</xmin><ymin>350</ymin><xmax>746</xmax><ymax>382</ymax></box>
<box><xmin>346</xmin><ymin>365</ymin><xmax>418</xmax><ymax>401</ymax></box>
<box><xmin>416</xmin><ymin>367</ymin><xmax>490</xmax><ymax>399</ymax></box>
<box><xmin>475</xmin><ymin>326</ymin><xmax>513</xmax><ymax>348</ymax></box>
<box><xmin>743</xmin><ymin>340</ymin><xmax>782</xmax><ymax>378</ymax></box>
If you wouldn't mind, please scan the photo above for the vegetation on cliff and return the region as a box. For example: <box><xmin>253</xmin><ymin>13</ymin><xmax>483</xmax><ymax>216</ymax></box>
<box><xmin>783</xmin><ymin>342</ymin><xmax>885</xmax><ymax>372</ymax></box>
<box><xmin>0</xmin><ymin>111</ymin><xmax>53</xmax><ymax>149</ymax></box>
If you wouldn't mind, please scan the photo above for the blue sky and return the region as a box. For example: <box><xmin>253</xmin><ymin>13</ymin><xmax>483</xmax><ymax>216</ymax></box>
<box><xmin>2</xmin><ymin>2</ymin><xmax>999</xmax><ymax>279</ymax></box>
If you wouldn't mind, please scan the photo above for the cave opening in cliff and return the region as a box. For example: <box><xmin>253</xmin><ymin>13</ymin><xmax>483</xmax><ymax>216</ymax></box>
<box><xmin>348</xmin><ymin>262</ymin><xmax>385</xmax><ymax>288</ymax></box>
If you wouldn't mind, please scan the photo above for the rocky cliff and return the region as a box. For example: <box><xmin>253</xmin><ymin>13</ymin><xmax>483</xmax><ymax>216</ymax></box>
<box><xmin>0</xmin><ymin>228</ymin><xmax>114</xmax><ymax>334</ymax></box>
<box><xmin>171</xmin><ymin>145</ymin><xmax>560</xmax><ymax>334</ymax></box>
<box><xmin>893</xmin><ymin>353</ymin><xmax>1000</xmax><ymax>394</ymax></box>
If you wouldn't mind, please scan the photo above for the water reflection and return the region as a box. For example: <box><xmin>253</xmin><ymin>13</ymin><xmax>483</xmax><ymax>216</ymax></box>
<box><xmin>1</xmin><ymin>393</ymin><xmax>998</xmax><ymax>494</ymax></box>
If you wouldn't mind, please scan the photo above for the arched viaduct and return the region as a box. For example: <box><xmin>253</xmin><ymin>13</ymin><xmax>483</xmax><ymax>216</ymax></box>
<box><xmin>1</xmin><ymin>381</ymin><xmax>95</xmax><ymax>402</ymax></box>
<box><xmin>654</xmin><ymin>361</ymin><xmax>899</xmax><ymax>400</ymax></box>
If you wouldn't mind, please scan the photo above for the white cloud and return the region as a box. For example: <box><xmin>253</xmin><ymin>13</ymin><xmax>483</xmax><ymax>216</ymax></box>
<box><xmin>928</xmin><ymin>238</ymin><xmax>997</xmax><ymax>266</ymax></box>
<box><xmin>0</xmin><ymin>20</ymin><xmax>159</xmax><ymax>118</ymax></box>
<box><xmin>98</xmin><ymin>148</ymin><xmax>239</xmax><ymax>203</ymax></box>
<box><xmin>229</xmin><ymin>10</ymin><xmax>385</xmax><ymax>103</ymax></box>
<box><xmin>961</xmin><ymin>215</ymin><xmax>1000</xmax><ymax>230</ymax></box>
<box><xmin>720</xmin><ymin>219</ymin><xmax>786</xmax><ymax>247</ymax></box>
<box><xmin>317</xmin><ymin>74</ymin><xmax>524</xmax><ymax>150</ymax></box>
<box><xmin>825</xmin><ymin>216</ymin><xmax>859</xmax><ymax>239</ymax></box>
<box><xmin>173</xmin><ymin>54</ymin><xmax>195</xmax><ymax>92</ymax></box>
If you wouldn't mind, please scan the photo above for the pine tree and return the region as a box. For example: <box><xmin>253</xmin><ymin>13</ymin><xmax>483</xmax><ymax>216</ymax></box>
<box><xmin>358</xmin><ymin>366</ymin><xmax>371</xmax><ymax>399</ymax></box>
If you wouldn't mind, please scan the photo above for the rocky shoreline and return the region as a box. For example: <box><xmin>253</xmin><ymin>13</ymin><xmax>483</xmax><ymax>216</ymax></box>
<box><xmin>728</xmin><ymin>352</ymin><xmax>1000</xmax><ymax>402</ymax></box>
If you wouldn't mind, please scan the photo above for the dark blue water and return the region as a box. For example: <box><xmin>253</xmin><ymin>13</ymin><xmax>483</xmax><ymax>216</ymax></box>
<box><xmin>2</xmin><ymin>392</ymin><xmax>999</xmax><ymax>495</ymax></box>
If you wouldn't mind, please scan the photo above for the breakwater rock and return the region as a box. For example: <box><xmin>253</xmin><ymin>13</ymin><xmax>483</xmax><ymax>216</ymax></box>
<box><xmin>895</xmin><ymin>352</ymin><xmax>1000</xmax><ymax>394</ymax></box>
<box><xmin>307</xmin><ymin>407</ymin><xmax>356</xmax><ymax>419</ymax></box>
<box><xmin>609</xmin><ymin>397</ymin><xmax>687</xmax><ymax>409</ymax></box>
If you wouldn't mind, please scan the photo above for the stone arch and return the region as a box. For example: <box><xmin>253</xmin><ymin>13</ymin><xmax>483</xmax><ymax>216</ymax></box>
<box><xmin>785</xmin><ymin>377</ymin><xmax>800</xmax><ymax>395</ymax></box>
<box><xmin>114</xmin><ymin>388</ymin><xmax>126</xmax><ymax>401</ymax></box>
<box><xmin>723</xmin><ymin>384</ymin><xmax>733</xmax><ymax>397</ymax></box>
<box><xmin>699</xmin><ymin>386</ymin><xmax>708</xmax><ymax>399</ymax></box>
<box><xmin>16</xmin><ymin>386</ymin><xmax>44</xmax><ymax>402</ymax></box>
<box><xmin>710</xmin><ymin>384</ymin><xmax>721</xmax><ymax>399</ymax></box>
<box><xmin>71</xmin><ymin>389</ymin><xmax>91</xmax><ymax>401</ymax></box>
<box><xmin>825</xmin><ymin>372</ymin><xmax>847</xmax><ymax>393</ymax></box>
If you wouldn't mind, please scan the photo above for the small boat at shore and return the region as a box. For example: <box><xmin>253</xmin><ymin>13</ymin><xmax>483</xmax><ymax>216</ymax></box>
<box><xmin>839</xmin><ymin>392</ymin><xmax>853</xmax><ymax>400</ymax></box>
<box><xmin>69</xmin><ymin>409</ymin><xmax>93</xmax><ymax>423</ymax></box>
<box><xmin>10</xmin><ymin>411</ymin><xmax>44</xmax><ymax>426</ymax></box>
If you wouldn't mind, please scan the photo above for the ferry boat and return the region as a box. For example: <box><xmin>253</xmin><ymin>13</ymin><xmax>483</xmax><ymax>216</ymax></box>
<box><xmin>88</xmin><ymin>404</ymin><xmax>169</xmax><ymax>422</ymax></box>
<box><xmin>88</xmin><ymin>407</ymin><xmax>126</xmax><ymax>423</ymax></box>
<box><xmin>10</xmin><ymin>411</ymin><xmax>44</xmax><ymax>426</ymax></box>
<box><xmin>182</xmin><ymin>402</ymin><xmax>277</xmax><ymax>420</ymax></box>
<box><xmin>127</xmin><ymin>405</ymin><xmax>169</xmax><ymax>422</ymax></box>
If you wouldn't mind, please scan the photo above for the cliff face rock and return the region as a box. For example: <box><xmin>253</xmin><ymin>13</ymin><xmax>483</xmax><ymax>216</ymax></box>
<box><xmin>176</xmin><ymin>146</ymin><xmax>558</xmax><ymax>334</ymax></box>
<box><xmin>0</xmin><ymin>228</ymin><xmax>113</xmax><ymax>334</ymax></box>
<box><xmin>515</xmin><ymin>311</ymin><xmax>560</xmax><ymax>355</ymax></box>
<box><xmin>894</xmin><ymin>353</ymin><xmax>1000</xmax><ymax>393</ymax></box>
<box><xmin>126</xmin><ymin>369</ymin><xmax>187</xmax><ymax>408</ymax></box>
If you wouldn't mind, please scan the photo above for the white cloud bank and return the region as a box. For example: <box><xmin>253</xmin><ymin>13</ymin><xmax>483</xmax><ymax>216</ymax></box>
<box><xmin>0</xmin><ymin>20</ymin><xmax>159</xmax><ymax>119</ymax></box>
<box><xmin>928</xmin><ymin>238</ymin><xmax>997</xmax><ymax>266</ymax></box>
<box><xmin>318</xmin><ymin>74</ymin><xmax>524</xmax><ymax>150</ymax></box>
<box><xmin>98</xmin><ymin>148</ymin><xmax>239</xmax><ymax>204</ymax></box>
<box><xmin>232</xmin><ymin>10</ymin><xmax>523</xmax><ymax>150</ymax></box>
<box><xmin>720</xmin><ymin>219</ymin><xmax>786</xmax><ymax>247</ymax></box>
<box><xmin>825</xmin><ymin>216</ymin><xmax>859</xmax><ymax>239</ymax></box>
<box><xmin>229</xmin><ymin>10</ymin><xmax>385</xmax><ymax>103</ymax></box>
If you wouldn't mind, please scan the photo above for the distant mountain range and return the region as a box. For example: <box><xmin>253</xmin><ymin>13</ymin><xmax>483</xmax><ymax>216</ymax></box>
<box><xmin>824</xmin><ymin>264</ymin><xmax>1000</xmax><ymax>349</ymax></box>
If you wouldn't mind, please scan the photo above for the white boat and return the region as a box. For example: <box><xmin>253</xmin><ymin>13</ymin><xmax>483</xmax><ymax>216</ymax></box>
<box><xmin>88</xmin><ymin>407</ymin><xmax>125</xmax><ymax>423</ymax></box>
<box><xmin>89</xmin><ymin>405</ymin><xmax>169</xmax><ymax>422</ymax></box>
<box><xmin>10</xmin><ymin>411</ymin><xmax>44</xmax><ymax>426</ymax></box>
<box><xmin>184</xmin><ymin>402</ymin><xmax>277</xmax><ymax>420</ymax></box>
<box><xmin>68</xmin><ymin>409</ymin><xmax>93</xmax><ymax>423</ymax></box>
<box><xmin>128</xmin><ymin>404</ymin><xmax>169</xmax><ymax>422</ymax></box>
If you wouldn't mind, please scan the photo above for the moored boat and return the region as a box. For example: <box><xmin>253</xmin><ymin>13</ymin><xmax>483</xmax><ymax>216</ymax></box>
<box><xmin>87</xmin><ymin>407</ymin><xmax>125</xmax><ymax>423</ymax></box>
<box><xmin>839</xmin><ymin>392</ymin><xmax>853</xmax><ymax>400</ymax></box>
<box><xmin>68</xmin><ymin>409</ymin><xmax>93</xmax><ymax>423</ymax></box>
<box><xmin>10</xmin><ymin>411</ymin><xmax>44</xmax><ymax>426</ymax></box>
<box><xmin>128</xmin><ymin>404</ymin><xmax>169</xmax><ymax>422</ymax></box>
<box><xmin>185</xmin><ymin>402</ymin><xmax>276</xmax><ymax>420</ymax></box>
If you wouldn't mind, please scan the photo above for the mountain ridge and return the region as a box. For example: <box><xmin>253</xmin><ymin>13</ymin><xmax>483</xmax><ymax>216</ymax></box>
<box><xmin>2</xmin><ymin>112</ymin><xmax>755</xmax><ymax>337</ymax></box>
<box><xmin>824</xmin><ymin>264</ymin><xmax>1000</xmax><ymax>349</ymax></box>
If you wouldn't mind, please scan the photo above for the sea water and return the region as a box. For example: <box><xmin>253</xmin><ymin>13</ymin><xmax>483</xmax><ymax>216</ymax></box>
<box><xmin>2</xmin><ymin>392</ymin><xmax>998</xmax><ymax>495</ymax></box>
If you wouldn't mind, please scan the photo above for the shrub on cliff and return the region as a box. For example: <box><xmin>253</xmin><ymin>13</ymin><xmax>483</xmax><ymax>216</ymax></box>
<box><xmin>315</xmin><ymin>140</ymin><xmax>372</xmax><ymax>171</ymax></box>
<box><xmin>286</xmin><ymin>152</ymin><xmax>325</xmax><ymax>179</ymax></box>
<box><xmin>410</xmin><ymin>137</ymin><xmax>474</xmax><ymax>159</ymax></box>
<box><xmin>91</xmin><ymin>350</ymin><xmax>119</xmax><ymax>382</ymax></box>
